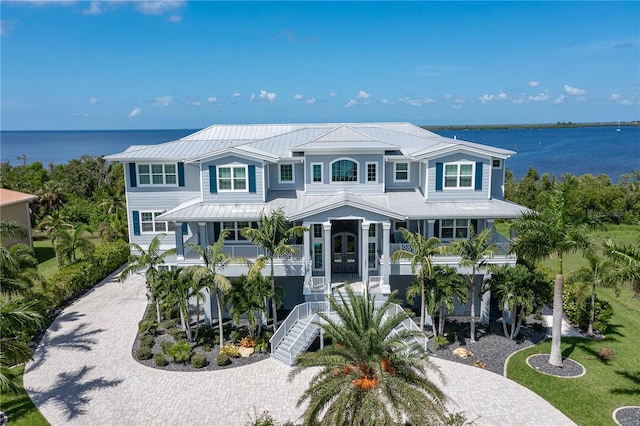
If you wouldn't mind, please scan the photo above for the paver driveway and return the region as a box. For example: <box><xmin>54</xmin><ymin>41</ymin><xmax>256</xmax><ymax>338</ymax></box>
<box><xmin>24</xmin><ymin>271</ymin><xmax>574</xmax><ymax>425</ymax></box>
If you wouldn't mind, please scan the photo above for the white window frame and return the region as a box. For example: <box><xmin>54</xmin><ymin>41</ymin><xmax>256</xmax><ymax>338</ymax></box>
<box><xmin>330</xmin><ymin>158</ymin><xmax>359</xmax><ymax>183</ymax></box>
<box><xmin>394</xmin><ymin>162</ymin><xmax>409</xmax><ymax>182</ymax></box>
<box><xmin>440</xmin><ymin>219</ymin><xmax>470</xmax><ymax>240</ymax></box>
<box><xmin>313</xmin><ymin>242</ymin><xmax>323</xmax><ymax>270</ymax></box>
<box><xmin>278</xmin><ymin>163</ymin><xmax>295</xmax><ymax>183</ymax></box>
<box><xmin>443</xmin><ymin>162</ymin><xmax>474</xmax><ymax>189</ymax></box>
<box><xmin>221</xmin><ymin>220</ymin><xmax>251</xmax><ymax>241</ymax></box>
<box><xmin>366</xmin><ymin>161</ymin><xmax>378</xmax><ymax>183</ymax></box>
<box><xmin>394</xmin><ymin>221</ymin><xmax>407</xmax><ymax>231</ymax></box>
<box><xmin>140</xmin><ymin>211</ymin><xmax>176</xmax><ymax>234</ymax></box>
<box><xmin>311</xmin><ymin>162</ymin><xmax>323</xmax><ymax>183</ymax></box>
<box><xmin>137</xmin><ymin>163</ymin><xmax>178</xmax><ymax>186</ymax></box>
<box><xmin>217</xmin><ymin>165</ymin><xmax>248</xmax><ymax>192</ymax></box>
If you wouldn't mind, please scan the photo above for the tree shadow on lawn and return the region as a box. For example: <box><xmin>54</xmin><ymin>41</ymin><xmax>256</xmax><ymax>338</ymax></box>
<box><xmin>33</xmin><ymin>245</ymin><xmax>55</xmax><ymax>264</ymax></box>
<box><xmin>28</xmin><ymin>365</ymin><xmax>123</xmax><ymax>421</ymax></box>
<box><xmin>611</xmin><ymin>370</ymin><xmax>640</xmax><ymax>396</ymax></box>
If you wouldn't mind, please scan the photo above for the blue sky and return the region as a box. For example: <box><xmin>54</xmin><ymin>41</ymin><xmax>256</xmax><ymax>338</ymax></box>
<box><xmin>1</xmin><ymin>1</ymin><xmax>639</xmax><ymax>130</ymax></box>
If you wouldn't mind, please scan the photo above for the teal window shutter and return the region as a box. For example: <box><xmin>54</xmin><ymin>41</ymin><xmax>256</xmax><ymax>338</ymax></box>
<box><xmin>181</xmin><ymin>222</ymin><xmax>188</xmax><ymax>234</ymax></box>
<box><xmin>248</xmin><ymin>165</ymin><xmax>256</xmax><ymax>193</ymax></box>
<box><xmin>435</xmin><ymin>163</ymin><xmax>443</xmax><ymax>191</ymax></box>
<box><xmin>178</xmin><ymin>162</ymin><xmax>185</xmax><ymax>187</ymax></box>
<box><xmin>475</xmin><ymin>162</ymin><xmax>483</xmax><ymax>191</ymax></box>
<box><xmin>132</xmin><ymin>211</ymin><xmax>140</xmax><ymax>235</ymax></box>
<box><xmin>209</xmin><ymin>165</ymin><xmax>217</xmax><ymax>193</ymax></box>
<box><xmin>129</xmin><ymin>163</ymin><xmax>137</xmax><ymax>187</ymax></box>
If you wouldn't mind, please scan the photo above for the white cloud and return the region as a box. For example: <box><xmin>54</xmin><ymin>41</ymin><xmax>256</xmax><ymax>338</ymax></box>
<box><xmin>554</xmin><ymin>94</ymin><xmax>566</xmax><ymax>104</ymax></box>
<box><xmin>399</xmin><ymin>96</ymin><xmax>436</xmax><ymax>106</ymax></box>
<box><xmin>185</xmin><ymin>99</ymin><xmax>202</xmax><ymax>106</ymax></box>
<box><xmin>329</xmin><ymin>92</ymin><xmax>338</xmax><ymax>97</ymax></box>
<box><xmin>443</xmin><ymin>94</ymin><xmax>453</xmax><ymax>99</ymax></box>
<box><xmin>345</xmin><ymin>100</ymin><xmax>358</xmax><ymax>108</ymax></box>
<box><xmin>249</xmin><ymin>93</ymin><xmax>256</xmax><ymax>101</ymax></box>
<box><xmin>154</xmin><ymin>95</ymin><xmax>173</xmax><ymax>107</ymax></box>
<box><xmin>259</xmin><ymin>90</ymin><xmax>277</xmax><ymax>102</ymax></box>
<box><xmin>454</xmin><ymin>97</ymin><xmax>466</xmax><ymax>104</ymax></box>
<box><xmin>0</xmin><ymin>19</ymin><xmax>18</xmax><ymax>36</ymax></box>
<box><xmin>88</xmin><ymin>97</ymin><xmax>98</xmax><ymax>105</ymax></box>
<box><xmin>168</xmin><ymin>15</ymin><xmax>182</xmax><ymax>23</ymax></box>
<box><xmin>292</xmin><ymin>94</ymin><xmax>304</xmax><ymax>100</ymax></box>
<box><xmin>305</xmin><ymin>98</ymin><xmax>316</xmax><ymax>104</ymax></box>
<box><xmin>451</xmin><ymin>105</ymin><xmax>463</xmax><ymax>110</ymax></box>
<box><xmin>381</xmin><ymin>98</ymin><xmax>390</xmax><ymax>104</ymax></box>
<box><xmin>608</xmin><ymin>93</ymin><xmax>621</xmax><ymax>101</ymax></box>
<box><xmin>512</xmin><ymin>93</ymin><xmax>528</xmax><ymax>105</ymax></box>
<box><xmin>478</xmin><ymin>91</ymin><xmax>508</xmax><ymax>103</ymax></box>
<box><xmin>529</xmin><ymin>92</ymin><xmax>550</xmax><ymax>102</ymax></box>
<box><xmin>356</xmin><ymin>90</ymin><xmax>370</xmax><ymax>99</ymax></box>
<box><xmin>83</xmin><ymin>1</ymin><xmax>101</xmax><ymax>15</ymax></box>
<box><xmin>128</xmin><ymin>107</ymin><xmax>141</xmax><ymax>117</ymax></box>
<box><xmin>136</xmin><ymin>1</ymin><xmax>184</xmax><ymax>15</ymax></box>
<box><xmin>620</xmin><ymin>99</ymin><xmax>632</xmax><ymax>105</ymax></box>
<box><xmin>564</xmin><ymin>84</ymin><xmax>586</xmax><ymax>96</ymax></box>
<box><xmin>207</xmin><ymin>96</ymin><xmax>217</xmax><ymax>103</ymax></box>
<box><xmin>528</xmin><ymin>81</ymin><xmax>539</xmax><ymax>88</ymax></box>
<box><xmin>232</xmin><ymin>92</ymin><xmax>241</xmax><ymax>98</ymax></box>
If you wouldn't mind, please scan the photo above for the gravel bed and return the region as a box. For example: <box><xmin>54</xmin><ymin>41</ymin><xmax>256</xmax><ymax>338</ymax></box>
<box><xmin>526</xmin><ymin>354</ymin><xmax>585</xmax><ymax>377</ymax></box>
<box><xmin>614</xmin><ymin>407</ymin><xmax>640</xmax><ymax>426</ymax></box>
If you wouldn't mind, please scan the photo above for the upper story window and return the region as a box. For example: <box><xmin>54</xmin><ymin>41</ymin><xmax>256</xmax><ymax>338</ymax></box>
<box><xmin>394</xmin><ymin>162</ymin><xmax>409</xmax><ymax>181</ymax></box>
<box><xmin>218</xmin><ymin>166</ymin><xmax>247</xmax><ymax>191</ymax></box>
<box><xmin>368</xmin><ymin>223</ymin><xmax>376</xmax><ymax>237</ymax></box>
<box><xmin>444</xmin><ymin>163</ymin><xmax>473</xmax><ymax>188</ymax></box>
<box><xmin>141</xmin><ymin>212</ymin><xmax>175</xmax><ymax>233</ymax></box>
<box><xmin>313</xmin><ymin>224</ymin><xmax>323</xmax><ymax>238</ymax></box>
<box><xmin>279</xmin><ymin>164</ymin><xmax>294</xmax><ymax>183</ymax></box>
<box><xmin>138</xmin><ymin>164</ymin><xmax>177</xmax><ymax>185</ymax></box>
<box><xmin>311</xmin><ymin>163</ymin><xmax>323</xmax><ymax>183</ymax></box>
<box><xmin>331</xmin><ymin>159</ymin><xmax>358</xmax><ymax>182</ymax></box>
<box><xmin>394</xmin><ymin>221</ymin><xmax>407</xmax><ymax>231</ymax></box>
<box><xmin>367</xmin><ymin>162</ymin><xmax>377</xmax><ymax>183</ymax></box>
<box><xmin>492</xmin><ymin>159</ymin><xmax>502</xmax><ymax>168</ymax></box>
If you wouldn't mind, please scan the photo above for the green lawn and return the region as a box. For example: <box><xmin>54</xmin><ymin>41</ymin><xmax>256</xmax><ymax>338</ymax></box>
<box><xmin>32</xmin><ymin>231</ymin><xmax>103</xmax><ymax>280</ymax></box>
<box><xmin>0</xmin><ymin>366</ymin><xmax>50</xmax><ymax>426</ymax></box>
<box><xmin>506</xmin><ymin>286</ymin><xmax>640</xmax><ymax>425</ymax></box>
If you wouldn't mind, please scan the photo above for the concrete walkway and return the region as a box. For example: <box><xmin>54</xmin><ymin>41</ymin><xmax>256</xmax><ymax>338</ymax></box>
<box><xmin>24</xmin><ymin>272</ymin><xmax>575</xmax><ymax>425</ymax></box>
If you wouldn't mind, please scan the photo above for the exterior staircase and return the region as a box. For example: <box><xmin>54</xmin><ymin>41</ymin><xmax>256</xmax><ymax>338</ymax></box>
<box><xmin>270</xmin><ymin>300</ymin><xmax>428</xmax><ymax>366</ymax></box>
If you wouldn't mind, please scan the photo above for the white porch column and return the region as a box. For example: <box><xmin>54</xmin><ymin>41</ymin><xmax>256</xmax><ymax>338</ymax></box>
<box><xmin>382</xmin><ymin>222</ymin><xmax>391</xmax><ymax>287</ymax></box>
<box><xmin>323</xmin><ymin>222</ymin><xmax>332</xmax><ymax>295</ymax></box>
<box><xmin>480</xmin><ymin>271</ymin><xmax>492</xmax><ymax>324</ymax></box>
<box><xmin>487</xmin><ymin>218</ymin><xmax>495</xmax><ymax>233</ymax></box>
<box><xmin>427</xmin><ymin>219</ymin><xmax>436</xmax><ymax>239</ymax></box>
<box><xmin>361</xmin><ymin>221</ymin><xmax>369</xmax><ymax>286</ymax></box>
<box><xmin>303</xmin><ymin>222</ymin><xmax>311</xmax><ymax>287</ymax></box>
<box><xmin>198</xmin><ymin>222</ymin><xmax>207</xmax><ymax>249</ymax></box>
<box><xmin>176</xmin><ymin>222</ymin><xmax>185</xmax><ymax>259</ymax></box>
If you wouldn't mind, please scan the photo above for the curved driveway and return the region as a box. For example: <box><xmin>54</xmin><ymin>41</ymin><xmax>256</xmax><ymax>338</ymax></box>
<box><xmin>24</xmin><ymin>272</ymin><xmax>574</xmax><ymax>425</ymax></box>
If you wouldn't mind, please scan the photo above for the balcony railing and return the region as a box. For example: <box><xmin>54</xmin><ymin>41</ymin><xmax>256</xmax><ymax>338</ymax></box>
<box><xmin>390</xmin><ymin>231</ymin><xmax>513</xmax><ymax>259</ymax></box>
<box><xmin>220</xmin><ymin>244</ymin><xmax>304</xmax><ymax>260</ymax></box>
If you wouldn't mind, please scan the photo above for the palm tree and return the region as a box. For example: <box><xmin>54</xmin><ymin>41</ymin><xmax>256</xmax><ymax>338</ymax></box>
<box><xmin>289</xmin><ymin>286</ymin><xmax>447</xmax><ymax>426</ymax></box>
<box><xmin>570</xmin><ymin>255</ymin><xmax>615</xmax><ymax>336</ymax></box>
<box><xmin>37</xmin><ymin>210</ymin><xmax>72</xmax><ymax>243</ymax></box>
<box><xmin>604</xmin><ymin>234</ymin><xmax>640</xmax><ymax>298</ymax></box>
<box><xmin>188</xmin><ymin>230</ymin><xmax>248</xmax><ymax>346</ymax></box>
<box><xmin>447</xmin><ymin>227</ymin><xmax>496</xmax><ymax>343</ymax></box>
<box><xmin>37</xmin><ymin>180</ymin><xmax>65</xmax><ymax>213</ymax></box>
<box><xmin>0</xmin><ymin>299</ymin><xmax>45</xmax><ymax>393</ymax></box>
<box><xmin>97</xmin><ymin>214</ymin><xmax>128</xmax><ymax>242</ymax></box>
<box><xmin>391</xmin><ymin>228</ymin><xmax>442</xmax><ymax>331</ymax></box>
<box><xmin>512</xmin><ymin>182</ymin><xmax>598</xmax><ymax>366</ymax></box>
<box><xmin>242</xmin><ymin>207</ymin><xmax>307</xmax><ymax>330</ymax></box>
<box><xmin>224</xmin><ymin>273</ymin><xmax>271</xmax><ymax>337</ymax></box>
<box><xmin>430</xmin><ymin>265</ymin><xmax>469</xmax><ymax>337</ymax></box>
<box><xmin>0</xmin><ymin>221</ymin><xmax>43</xmax><ymax>300</ymax></box>
<box><xmin>120</xmin><ymin>233</ymin><xmax>176</xmax><ymax>323</ymax></box>
<box><xmin>159</xmin><ymin>267</ymin><xmax>197</xmax><ymax>341</ymax></box>
<box><xmin>52</xmin><ymin>223</ymin><xmax>95</xmax><ymax>267</ymax></box>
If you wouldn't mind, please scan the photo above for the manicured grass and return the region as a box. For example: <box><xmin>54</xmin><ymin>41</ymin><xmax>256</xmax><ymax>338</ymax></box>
<box><xmin>506</xmin><ymin>285</ymin><xmax>640</xmax><ymax>425</ymax></box>
<box><xmin>0</xmin><ymin>366</ymin><xmax>50</xmax><ymax>426</ymax></box>
<box><xmin>32</xmin><ymin>231</ymin><xmax>103</xmax><ymax>280</ymax></box>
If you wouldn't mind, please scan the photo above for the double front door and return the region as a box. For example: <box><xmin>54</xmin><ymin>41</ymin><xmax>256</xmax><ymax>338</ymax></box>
<box><xmin>332</xmin><ymin>232</ymin><xmax>358</xmax><ymax>274</ymax></box>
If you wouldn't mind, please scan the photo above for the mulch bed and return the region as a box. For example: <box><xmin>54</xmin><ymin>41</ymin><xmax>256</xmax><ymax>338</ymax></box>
<box><xmin>613</xmin><ymin>407</ymin><xmax>640</xmax><ymax>426</ymax></box>
<box><xmin>526</xmin><ymin>354</ymin><xmax>585</xmax><ymax>378</ymax></box>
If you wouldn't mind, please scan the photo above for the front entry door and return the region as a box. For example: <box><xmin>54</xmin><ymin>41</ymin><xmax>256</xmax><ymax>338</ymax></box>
<box><xmin>332</xmin><ymin>232</ymin><xmax>358</xmax><ymax>274</ymax></box>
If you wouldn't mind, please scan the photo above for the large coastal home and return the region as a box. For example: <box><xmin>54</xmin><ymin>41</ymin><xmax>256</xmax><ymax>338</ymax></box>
<box><xmin>107</xmin><ymin>122</ymin><xmax>527</xmax><ymax>362</ymax></box>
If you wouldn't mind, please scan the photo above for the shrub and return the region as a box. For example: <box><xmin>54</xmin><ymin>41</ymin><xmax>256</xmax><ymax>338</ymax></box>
<box><xmin>254</xmin><ymin>338</ymin><xmax>268</xmax><ymax>353</ymax></box>
<box><xmin>239</xmin><ymin>336</ymin><xmax>256</xmax><ymax>348</ymax></box>
<box><xmin>167</xmin><ymin>342</ymin><xmax>192</xmax><ymax>363</ymax></box>
<box><xmin>136</xmin><ymin>345</ymin><xmax>153</xmax><ymax>360</ymax></box>
<box><xmin>154</xmin><ymin>353</ymin><xmax>169</xmax><ymax>367</ymax></box>
<box><xmin>160</xmin><ymin>340</ymin><xmax>174</xmax><ymax>355</ymax></box>
<box><xmin>191</xmin><ymin>354</ymin><xmax>207</xmax><ymax>368</ymax></box>
<box><xmin>201</xmin><ymin>344</ymin><xmax>212</xmax><ymax>352</ymax></box>
<box><xmin>216</xmin><ymin>353</ymin><xmax>231</xmax><ymax>366</ymax></box>
<box><xmin>246</xmin><ymin>409</ymin><xmax>276</xmax><ymax>426</ymax></box>
<box><xmin>164</xmin><ymin>318</ymin><xmax>180</xmax><ymax>329</ymax></box>
<box><xmin>139</xmin><ymin>334</ymin><xmax>155</xmax><ymax>348</ymax></box>
<box><xmin>230</xmin><ymin>328</ymin><xmax>249</xmax><ymax>344</ymax></box>
<box><xmin>432</xmin><ymin>335</ymin><xmax>449</xmax><ymax>349</ymax></box>
<box><xmin>563</xmin><ymin>289</ymin><xmax>615</xmax><ymax>332</ymax></box>
<box><xmin>598</xmin><ymin>347</ymin><xmax>616</xmax><ymax>361</ymax></box>
<box><xmin>138</xmin><ymin>319</ymin><xmax>158</xmax><ymax>335</ymax></box>
<box><xmin>220</xmin><ymin>343</ymin><xmax>240</xmax><ymax>358</ymax></box>
<box><xmin>169</xmin><ymin>327</ymin><xmax>187</xmax><ymax>341</ymax></box>
<box><xmin>532</xmin><ymin>322</ymin><xmax>545</xmax><ymax>332</ymax></box>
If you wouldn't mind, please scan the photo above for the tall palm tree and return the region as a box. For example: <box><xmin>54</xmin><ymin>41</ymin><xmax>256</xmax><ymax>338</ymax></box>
<box><xmin>430</xmin><ymin>265</ymin><xmax>469</xmax><ymax>337</ymax></box>
<box><xmin>289</xmin><ymin>286</ymin><xmax>447</xmax><ymax>426</ymax></box>
<box><xmin>224</xmin><ymin>273</ymin><xmax>271</xmax><ymax>337</ymax></box>
<box><xmin>512</xmin><ymin>182</ymin><xmax>598</xmax><ymax>366</ymax></box>
<box><xmin>570</xmin><ymin>255</ymin><xmax>615</xmax><ymax>336</ymax></box>
<box><xmin>188</xmin><ymin>230</ymin><xmax>248</xmax><ymax>346</ymax></box>
<box><xmin>242</xmin><ymin>207</ymin><xmax>307</xmax><ymax>330</ymax></box>
<box><xmin>120</xmin><ymin>233</ymin><xmax>176</xmax><ymax>323</ymax></box>
<box><xmin>447</xmin><ymin>227</ymin><xmax>496</xmax><ymax>343</ymax></box>
<box><xmin>391</xmin><ymin>227</ymin><xmax>442</xmax><ymax>331</ymax></box>
<box><xmin>160</xmin><ymin>267</ymin><xmax>197</xmax><ymax>341</ymax></box>
<box><xmin>52</xmin><ymin>223</ymin><xmax>95</xmax><ymax>267</ymax></box>
<box><xmin>37</xmin><ymin>180</ymin><xmax>65</xmax><ymax>213</ymax></box>
<box><xmin>0</xmin><ymin>299</ymin><xmax>45</xmax><ymax>393</ymax></box>
<box><xmin>604</xmin><ymin>234</ymin><xmax>640</xmax><ymax>298</ymax></box>
<box><xmin>37</xmin><ymin>210</ymin><xmax>72</xmax><ymax>243</ymax></box>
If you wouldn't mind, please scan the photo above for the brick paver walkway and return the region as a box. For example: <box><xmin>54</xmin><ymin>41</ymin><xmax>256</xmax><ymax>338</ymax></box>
<box><xmin>24</xmin><ymin>271</ymin><xmax>575</xmax><ymax>425</ymax></box>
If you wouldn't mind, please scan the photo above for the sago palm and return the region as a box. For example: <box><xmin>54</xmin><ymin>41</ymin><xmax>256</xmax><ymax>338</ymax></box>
<box><xmin>290</xmin><ymin>286</ymin><xmax>447</xmax><ymax>426</ymax></box>
<box><xmin>391</xmin><ymin>227</ymin><xmax>442</xmax><ymax>331</ymax></box>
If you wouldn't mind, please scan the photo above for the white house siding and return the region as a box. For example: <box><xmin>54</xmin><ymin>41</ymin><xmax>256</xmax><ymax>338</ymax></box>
<box><xmin>267</xmin><ymin>163</ymin><xmax>304</xmax><ymax>190</ymax></box>
<box><xmin>426</xmin><ymin>154</ymin><xmax>491</xmax><ymax>201</ymax></box>
<box><xmin>384</xmin><ymin>160</ymin><xmax>420</xmax><ymax>190</ymax></box>
<box><xmin>201</xmin><ymin>155</ymin><xmax>264</xmax><ymax>203</ymax></box>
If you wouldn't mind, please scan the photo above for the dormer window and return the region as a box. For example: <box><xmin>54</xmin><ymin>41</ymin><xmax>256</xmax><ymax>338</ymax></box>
<box><xmin>331</xmin><ymin>159</ymin><xmax>358</xmax><ymax>182</ymax></box>
<box><xmin>218</xmin><ymin>165</ymin><xmax>247</xmax><ymax>191</ymax></box>
<box><xmin>138</xmin><ymin>164</ymin><xmax>177</xmax><ymax>186</ymax></box>
<box><xmin>279</xmin><ymin>164</ymin><xmax>294</xmax><ymax>183</ymax></box>
<box><xmin>444</xmin><ymin>163</ymin><xmax>473</xmax><ymax>188</ymax></box>
<box><xmin>394</xmin><ymin>162</ymin><xmax>409</xmax><ymax>181</ymax></box>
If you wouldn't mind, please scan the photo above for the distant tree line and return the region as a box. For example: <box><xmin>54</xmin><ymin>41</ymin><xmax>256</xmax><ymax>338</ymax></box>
<box><xmin>505</xmin><ymin>167</ymin><xmax>640</xmax><ymax>224</ymax></box>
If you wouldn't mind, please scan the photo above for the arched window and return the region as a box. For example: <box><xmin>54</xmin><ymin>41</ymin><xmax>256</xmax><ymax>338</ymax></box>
<box><xmin>331</xmin><ymin>159</ymin><xmax>358</xmax><ymax>182</ymax></box>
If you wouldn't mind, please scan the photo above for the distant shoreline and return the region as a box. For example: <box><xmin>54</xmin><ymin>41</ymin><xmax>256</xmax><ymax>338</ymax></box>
<box><xmin>423</xmin><ymin>121</ymin><xmax>639</xmax><ymax>131</ymax></box>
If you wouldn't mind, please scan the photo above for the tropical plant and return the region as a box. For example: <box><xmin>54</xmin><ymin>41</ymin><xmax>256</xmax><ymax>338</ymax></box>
<box><xmin>242</xmin><ymin>207</ymin><xmax>307</xmax><ymax>330</ymax></box>
<box><xmin>447</xmin><ymin>227</ymin><xmax>496</xmax><ymax>343</ymax></box>
<box><xmin>188</xmin><ymin>230</ymin><xmax>248</xmax><ymax>346</ymax></box>
<box><xmin>392</xmin><ymin>228</ymin><xmax>442</xmax><ymax>331</ymax></box>
<box><xmin>511</xmin><ymin>181</ymin><xmax>600</xmax><ymax>366</ymax></box>
<box><xmin>119</xmin><ymin>233</ymin><xmax>176</xmax><ymax>322</ymax></box>
<box><xmin>1</xmin><ymin>221</ymin><xmax>42</xmax><ymax>299</ymax></box>
<box><xmin>568</xmin><ymin>255</ymin><xmax>615</xmax><ymax>335</ymax></box>
<box><xmin>603</xmin><ymin>234</ymin><xmax>640</xmax><ymax>298</ymax></box>
<box><xmin>289</xmin><ymin>286</ymin><xmax>447</xmax><ymax>426</ymax></box>
<box><xmin>37</xmin><ymin>180</ymin><xmax>65</xmax><ymax>213</ymax></box>
<box><xmin>97</xmin><ymin>214</ymin><xmax>128</xmax><ymax>242</ymax></box>
<box><xmin>224</xmin><ymin>273</ymin><xmax>273</xmax><ymax>337</ymax></box>
<box><xmin>0</xmin><ymin>299</ymin><xmax>45</xmax><ymax>393</ymax></box>
<box><xmin>429</xmin><ymin>265</ymin><xmax>469</xmax><ymax>337</ymax></box>
<box><xmin>52</xmin><ymin>223</ymin><xmax>95</xmax><ymax>267</ymax></box>
<box><xmin>37</xmin><ymin>210</ymin><xmax>72</xmax><ymax>243</ymax></box>
<box><xmin>158</xmin><ymin>268</ymin><xmax>196</xmax><ymax>341</ymax></box>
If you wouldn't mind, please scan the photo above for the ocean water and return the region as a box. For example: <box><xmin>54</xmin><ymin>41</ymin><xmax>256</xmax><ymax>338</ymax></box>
<box><xmin>1</xmin><ymin>126</ymin><xmax>638</xmax><ymax>182</ymax></box>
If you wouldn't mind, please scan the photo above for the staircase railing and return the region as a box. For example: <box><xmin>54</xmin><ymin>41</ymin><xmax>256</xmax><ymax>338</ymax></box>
<box><xmin>270</xmin><ymin>301</ymin><xmax>328</xmax><ymax>353</ymax></box>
